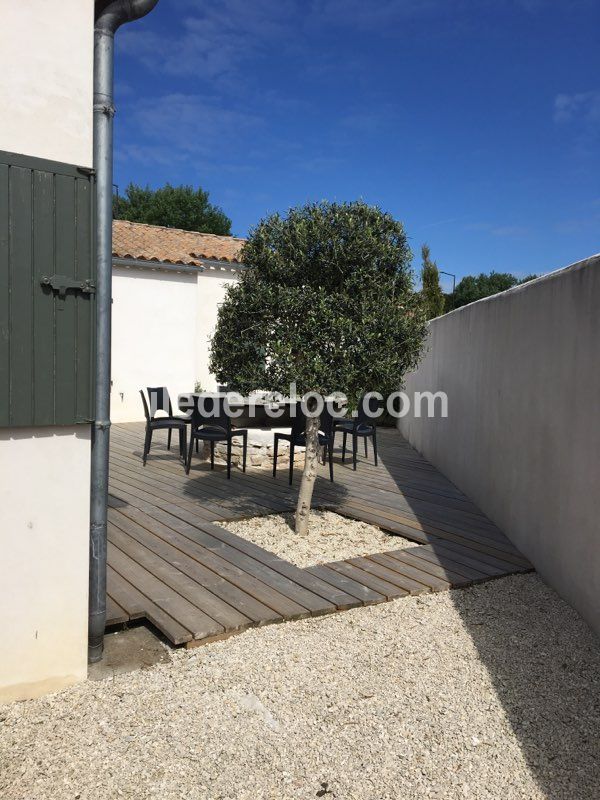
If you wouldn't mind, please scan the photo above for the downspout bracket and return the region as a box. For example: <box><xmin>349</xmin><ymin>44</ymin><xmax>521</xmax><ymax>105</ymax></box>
<box><xmin>93</xmin><ymin>103</ymin><xmax>116</xmax><ymax>117</ymax></box>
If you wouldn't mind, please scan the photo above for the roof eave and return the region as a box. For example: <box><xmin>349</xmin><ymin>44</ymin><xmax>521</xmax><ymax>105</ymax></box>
<box><xmin>112</xmin><ymin>256</ymin><xmax>205</xmax><ymax>275</ymax></box>
<box><xmin>112</xmin><ymin>256</ymin><xmax>248</xmax><ymax>274</ymax></box>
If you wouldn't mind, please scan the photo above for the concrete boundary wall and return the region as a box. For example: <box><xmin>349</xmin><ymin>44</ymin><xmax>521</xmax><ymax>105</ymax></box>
<box><xmin>399</xmin><ymin>255</ymin><xmax>600</xmax><ymax>635</ymax></box>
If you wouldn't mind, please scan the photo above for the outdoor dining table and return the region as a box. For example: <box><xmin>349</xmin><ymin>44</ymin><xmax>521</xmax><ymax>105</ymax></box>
<box><xmin>178</xmin><ymin>393</ymin><xmax>298</xmax><ymax>428</ymax></box>
<box><xmin>178</xmin><ymin>393</ymin><xmax>348</xmax><ymax>428</ymax></box>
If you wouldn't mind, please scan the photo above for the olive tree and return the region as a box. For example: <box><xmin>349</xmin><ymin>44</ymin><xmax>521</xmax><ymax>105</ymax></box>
<box><xmin>209</xmin><ymin>201</ymin><xmax>427</xmax><ymax>534</ymax></box>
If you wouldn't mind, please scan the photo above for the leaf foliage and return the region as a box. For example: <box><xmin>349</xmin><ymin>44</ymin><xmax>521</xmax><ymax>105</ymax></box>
<box><xmin>113</xmin><ymin>183</ymin><xmax>232</xmax><ymax>235</ymax></box>
<box><xmin>447</xmin><ymin>271</ymin><xmax>538</xmax><ymax>311</ymax></box>
<box><xmin>209</xmin><ymin>201</ymin><xmax>427</xmax><ymax>405</ymax></box>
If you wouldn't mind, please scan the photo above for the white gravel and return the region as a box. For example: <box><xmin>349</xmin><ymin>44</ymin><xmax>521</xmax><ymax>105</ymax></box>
<box><xmin>1</xmin><ymin>573</ymin><xmax>599</xmax><ymax>800</ymax></box>
<box><xmin>216</xmin><ymin>509</ymin><xmax>415</xmax><ymax>567</ymax></box>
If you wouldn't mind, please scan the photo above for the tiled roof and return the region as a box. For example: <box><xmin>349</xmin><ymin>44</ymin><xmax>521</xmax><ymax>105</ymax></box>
<box><xmin>112</xmin><ymin>220</ymin><xmax>245</xmax><ymax>267</ymax></box>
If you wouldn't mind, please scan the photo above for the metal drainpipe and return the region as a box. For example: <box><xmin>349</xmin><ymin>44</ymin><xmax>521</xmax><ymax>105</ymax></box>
<box><xmin>89</xmin><ymin>0</ymin><xmax>160</xmax><ymax>664</ymax></box>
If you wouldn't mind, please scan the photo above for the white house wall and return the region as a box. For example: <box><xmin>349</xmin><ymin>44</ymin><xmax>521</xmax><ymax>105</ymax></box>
<box><xmin>195</xmin><ymin>270</ymin><xmax>238</xmax><ymax>394</ymax></box>
<box><xmin>0</xmin><ymin>0</ymin><xmax>94</xmax><ymax>702</ymax></box>
<box><xmin>0</xmin><ymin>0</ymin><xmax>94</xmax><ymax>168</ymax></box>
<box><xmin>0</xmin><ymin>428</ymin><xmax>91</xmax><ymax>703</ymax></box>
<box><xmin>111</xmin><ymin>267</ymin><xmax>237</xmax><ymax>422</ymax></box>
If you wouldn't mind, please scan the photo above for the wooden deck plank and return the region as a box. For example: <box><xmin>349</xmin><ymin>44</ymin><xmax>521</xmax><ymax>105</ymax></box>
<box><xmin>388</xmin><ymin>549</ymin><xmax>475</xmax><ymax>587</ymax></box>
<box><xmin>106</xmin><ymin>565</ymin><xmax>145</xmax><ymax>620</ymax></box>
<box><xmin>348</xmin><ymin>555</ymin><xmax>437</xmax><ymax>594</ymax></box>
<box><xmin>334</xmin><ymin>503</ymin><xmax>530</xmax><ymax>566</ymax></box>
<box><xmin>109</xmin><ymin>523</ymin><xmax>252</xmax><ymax>633</ymax></box>
<box><xmin>398</xmin><ymin>546</ymin><xmax>491</xmax><ymax>582</ymax></box>
<box><xmin>109</xmin><ymin>543</ymin><xmax>225</xmax><ymax>641</ymax></box>
<box><xmin>105</xmin><ymin>422</ymin><xmax>532</xmax><ymax>648</ymax></box>
<box><xmin>109</xmin><ymin>501</ymin><xmax>313</xmax><ymax>621</ymax></box>
<box><xmin>106</xmin><ymin>565</ymin><xmax>192</xmax><ymax>644</ymax></box>
<box><xmin>106</xmin><ymin>593</ymin><xmax>129</xmax><ymax>626</ymax></box>
<box><xmin>183</xmin><ymin>519</ymin><xmax>363</xmax><ymax>611</ymax></box>
<box><xmin>407</xmin><ymin>544</ymin><xmax>505</xmax><ymax>578</ymax></box>
<box><xmin>108</xmin><ymin>508</ymin><xmax>282</xmax><ymax>625</ymax></box>
<box><xmin>326</xmin><ymin>560</ymin><xmax>411</xmax><ymax>600</ymax></box>
<box><xmin>427</xmin><ymin>537</ymin><xmax>532</xmax><ymax>573</ymax></box>
<box><xmin>110</xmin><ymin>449</ymin><xmax>280</xmax><ymax>518</ymax></box>
<box><xmin>333</xmin><ymin>495</ymin><xmax>514</xmax><ymax>548</ymax></box>
<box><xmin>118</xmin><ymin>506</ymin><xmax>335</xmax><ymax>616</ymax></box>
<box><xmin>305</xmin><ymin>564</ymin><xmax>386</xmax><ymax>605</ymax></box>
<box><xmin>365</xmin><ymin>552</ymin><xmax>453</xmax><ymax>592</ymax></box>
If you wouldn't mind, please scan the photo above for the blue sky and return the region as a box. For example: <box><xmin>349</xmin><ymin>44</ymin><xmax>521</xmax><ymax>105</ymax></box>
<box><xmin>114</xmin><ymin>0</ymin><xmax>600</xmax><ymax>289</ymax></box>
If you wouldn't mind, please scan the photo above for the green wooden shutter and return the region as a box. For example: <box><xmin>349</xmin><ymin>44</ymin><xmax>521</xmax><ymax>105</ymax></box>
<box><xmin>0</xmin><ymin>150</ymin><xmax>96</xmax><ymax>427</ymax></box>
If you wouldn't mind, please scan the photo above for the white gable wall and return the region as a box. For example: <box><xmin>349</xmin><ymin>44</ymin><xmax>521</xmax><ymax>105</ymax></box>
<box><xmin>195</xmin><ymin>269</ymin><xmax>238</xmax><ymax>394</ymax></box>
<box><xmin>110</xmin><ymin>266</ymin><xmax>238</xmax><ymax>422</ymax></box>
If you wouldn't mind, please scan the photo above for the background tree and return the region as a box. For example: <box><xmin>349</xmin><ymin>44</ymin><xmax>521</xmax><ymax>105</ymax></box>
<box><xmin>113</xmin><ymin>183</ymin><xmax>232</xmax><ymax>235</ymax></box>
<box><xmin>447</xmin><ymin>271</ymin><xmax>538</xmax><ymax>310</ymax></box>
<box><xmin>210</xmin><ymin>201</ymin><xmax>428</xmax><ymax>534</ymax></box>
<box><xmin>420</xmin><ymin>244</ymin><xmax>445</xmax><ymax>319</ymax></box>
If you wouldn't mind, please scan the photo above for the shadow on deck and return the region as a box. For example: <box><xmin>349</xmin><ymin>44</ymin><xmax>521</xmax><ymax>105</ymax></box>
<box><xmin>107</xmin><ymin>421</ymin><xmax>531</xmax><ymax>646</ymax></box>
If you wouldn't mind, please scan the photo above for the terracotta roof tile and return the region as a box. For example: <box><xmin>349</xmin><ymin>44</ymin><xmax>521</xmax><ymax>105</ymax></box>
<box><xmin>112</xmin><ymin>220</ymin><xmax>245</xmax><ymax>267</ymax></box>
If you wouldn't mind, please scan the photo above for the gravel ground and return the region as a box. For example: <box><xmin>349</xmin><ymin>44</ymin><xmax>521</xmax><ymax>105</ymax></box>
<box><xmin>2</xmin><ymin>573</ymin><xmax>599</xmax><ymax>800</ymax></box>
<box><xmin>216</xmin><ymin>510</ymin><xmax>415</xmax><ymax>567</ymax></box>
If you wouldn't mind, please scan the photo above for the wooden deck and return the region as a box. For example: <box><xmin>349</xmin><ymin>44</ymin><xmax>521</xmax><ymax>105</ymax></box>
<box><xmin>107</xmin><ymin>422</ymin><xmax>532</xmax><ymax>646</ymax></box>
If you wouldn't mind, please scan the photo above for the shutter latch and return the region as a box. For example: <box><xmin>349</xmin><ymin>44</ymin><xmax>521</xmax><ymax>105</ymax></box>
<box><xmin>40</xmin><ymin>275</ymin><xmax>96</xmax><ymax>297</ymax></box>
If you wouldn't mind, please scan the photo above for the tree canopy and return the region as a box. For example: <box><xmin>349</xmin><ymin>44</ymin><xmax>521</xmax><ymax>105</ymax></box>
<box><xmin>420</xmin><ymin>244</ymin><xmax>445</xmax><ymax>319</ymax></box>
<box><xmin>210</xmin><ymin>201</ymin><xmax>428</xmax><ymax>534</ymax></box>
<box><xmin>447</xmin><ymin>271</ymin><xmax>538</xmax><ymax>311</ymax></box>
<box><xmin>113</xmin><ymin>183</ymin><xmax>232</xmax><ymax>235</ymax></box>
<box><xmin>209</xmin><ymin>201</ymin><xmax>427</xmax><ymax>406</ymax></box>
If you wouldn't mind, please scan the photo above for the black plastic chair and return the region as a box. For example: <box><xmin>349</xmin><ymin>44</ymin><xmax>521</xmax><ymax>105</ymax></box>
<box><xmin>273</xmin><ymin>403</ymin><xmax>334</xmax><ymax>485</ymax></box>
<box><xmin>334</xmin><ymin>394</ymin><xmax>379</xmax><ymax>470</ymax></box>
<box><xmin>140</xmin><ymin>388</ymin><xmax>188</xmax><ymax>466</ymax></box>
<box><xmin>185</xmin><ymin>395</ymin><xmax>248</xmax><ymax>479</ymax></box>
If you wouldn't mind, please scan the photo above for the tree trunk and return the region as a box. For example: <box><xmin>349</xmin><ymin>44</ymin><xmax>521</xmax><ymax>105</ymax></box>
<box><xmin>295</xmin><ymin>414</ymin><xmax>320</xmax><ymax>536</ymax></box>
